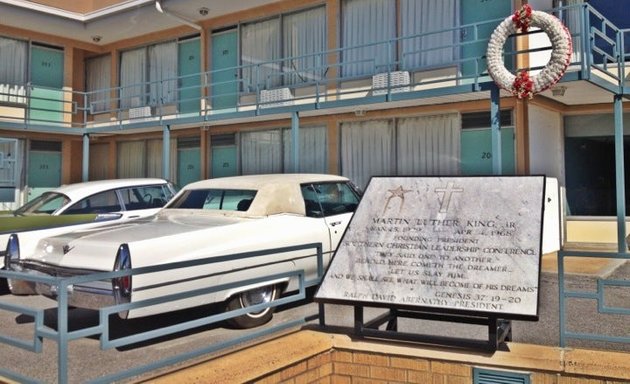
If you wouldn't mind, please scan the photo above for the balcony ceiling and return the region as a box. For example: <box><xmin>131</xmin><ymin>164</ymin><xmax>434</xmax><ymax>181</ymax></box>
<box><xmin>0</xmin><ymin>0</ymin><xmax>278</xmax><ymax>45</ymax></box>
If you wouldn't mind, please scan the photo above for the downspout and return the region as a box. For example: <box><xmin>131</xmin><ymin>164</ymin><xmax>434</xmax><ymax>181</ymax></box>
<box><xmin>155</xmin><ymin>0</ymin><xmax>202</xmax><ymax>31</ymax></box>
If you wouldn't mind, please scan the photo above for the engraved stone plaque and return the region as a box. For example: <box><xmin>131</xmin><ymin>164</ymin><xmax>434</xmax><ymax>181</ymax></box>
<box><xmin>316</xmin><ymin>176</ymin><xmax>545</xmax><ymax>319</ymax></box>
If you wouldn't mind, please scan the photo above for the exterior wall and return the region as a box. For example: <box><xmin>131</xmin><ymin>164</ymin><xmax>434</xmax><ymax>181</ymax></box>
<box><xmin>146</xmin><ymin>330</ymin><xmax>630</xmax><ymax>384</ymax></box>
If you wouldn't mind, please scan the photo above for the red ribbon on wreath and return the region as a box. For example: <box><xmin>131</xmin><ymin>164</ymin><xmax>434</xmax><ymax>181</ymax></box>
<box><xmin>513</xmin><ymin>70</ymin><xmax>534</xmax><ymax>99</ymax></box>
<box><xmin>512</xmin><ymin>4</ymin><xmax>533</xmax><ymax>32</ymax></box>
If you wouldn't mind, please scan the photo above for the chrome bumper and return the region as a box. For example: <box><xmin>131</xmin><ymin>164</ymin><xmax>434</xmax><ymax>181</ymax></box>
<box><xmin>7</xmin><ymin>263</ymin><xmax>117</xmax><ymax>310</ymax></box>
<box><xmin>34</xmin><ymin>280</ymin><xmax>117</xmax><ymax>310</ymax></box>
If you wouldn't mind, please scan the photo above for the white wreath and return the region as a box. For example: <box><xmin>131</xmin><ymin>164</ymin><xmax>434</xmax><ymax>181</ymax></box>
<box><xmin>487</xmin><ymin>6</ymin><xmax>573</xmax><ymax>99</ymax></box>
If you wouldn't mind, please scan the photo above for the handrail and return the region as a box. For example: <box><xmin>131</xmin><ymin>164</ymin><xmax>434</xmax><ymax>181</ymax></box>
<box><xmin>0</xmin><ymin>241</ymin><xmax>324</xmax><ymax>383</ymax></box>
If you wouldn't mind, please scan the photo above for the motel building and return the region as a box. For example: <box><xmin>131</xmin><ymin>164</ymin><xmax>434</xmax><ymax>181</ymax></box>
<box><xmin>0</xmin><ymin>0</ymin><xmax>628</xmax><ymax>243</ymax></box>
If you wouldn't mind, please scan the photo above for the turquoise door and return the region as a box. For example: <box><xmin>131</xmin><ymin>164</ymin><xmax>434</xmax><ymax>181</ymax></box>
<box><xmin>177</xmin><ymin>147</ymin><xmax>201</xmax><ymax>187</ymax></box>
<box><xmin>461</xmin><ymin>0</ymin><xmax>512</xmax><ymax>78</ymax></box>
<box><xmin>178</xmin><ymin>38</ymin><xmax>201</xmax><ymax>114</ymax></box>
<box><xmin>27</xmin><ymin>150</ymin><xmax>61</xmax><ymax>200</ymax></box>
<box><xmin>461</xmin><ymin>128</ymin><xmax>515</xmax><ymax>175</ymax></box>
<box><xmin>30</xmin><ymin>45</ymin><xmax>64</xmax><ymax>123</ymax></box>
<box><xmin>211</xmin><ymin>146</ymin><xmax>237</xmax><ymax>178</ymax></box>
<box><xmin>211</xmin><ymin>30</ymin><xmax>238</xmax><ymax>110</ymax></box>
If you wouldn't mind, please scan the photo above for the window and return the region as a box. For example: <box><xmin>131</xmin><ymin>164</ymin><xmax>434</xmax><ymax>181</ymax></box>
<box><xmin>340</xmin><ymin>113</ymin><xmax>461</xmax><ymax>189</ymax></box>
<box><xmin>400</xmin><ymin>0</ymin><xmax>459</xmax><ymax>69</ymax></box>
<box><xmin>301</xmin><ymin>182</ymin><xmax>361</xmax><ymax>218</ymax></box>
<box><xmin>241</xmin><ymin>126</ymin><xmax>327</xmax><ymax>175</ymax></box>
<box><xmin>117</xmin><ymin>139</ymin><xmax>164</xmax><ymax>178</ymax></box>
<box><xmin>65</xmin><ymin>190</ymin><xmax>121</xmax><ymax>214</ymax></box>
<box><xmin>119</xmin><ymin>41</ymin><xmax>177</xmax><ymax>108</ymax></box>
<box><xmin>241</xmin><ymin>6</ymin><xmax>326</xmax><ymax>91</ymax></box>
<box><xmin>14</xmin><ymin>192</ymin><xmax>69</xmax><ymax>215</ymax></box>
<box><xmin>282</xmin><ymin>7</ymin><xmax>327</xmax><ymax>85</ymax></box>
<box><xmin>86</xmin><ymin>55</ymin><xmax>111</xmax><ymax>113</ymax></box>
<box><xmin>341</xmin><ymin>0</ymin><xmax>459</xmax><ymax>77</ymax></box>
<box><xmin>0</xmin><ymin>36</ymin><xmax>28</xmax><ymax>90</ymax></box>
<box><xmin>282</xmin><ymin>126</ymin><xmax>328</xmax><ymax>173</ymax></box>
<box><xmin>119</xmin><ymin>185</ymin><xmax>175</xmax><ymax>210</ymax></box>
<box><xmin>341</xmin><ymin>0</ymin><xmax>396</xmax><ymax>77</ymax></box>
<box><xmin>169</xmin><ymin>188</ymin><xmax>257</xmax><ymax>211</ymax></box>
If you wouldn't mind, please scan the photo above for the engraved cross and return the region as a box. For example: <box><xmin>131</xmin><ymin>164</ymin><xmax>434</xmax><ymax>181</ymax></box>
<box><xmin>434</xmin><ymin>182</ymin><xmax>463</xmax><ymax>213</ymax></box>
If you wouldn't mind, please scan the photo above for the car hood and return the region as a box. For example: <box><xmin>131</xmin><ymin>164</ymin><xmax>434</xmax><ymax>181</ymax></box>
<box><xmin>26</xmin><ymin>210</ymin><xmax>247</xmax><ymax>270</ymax></box>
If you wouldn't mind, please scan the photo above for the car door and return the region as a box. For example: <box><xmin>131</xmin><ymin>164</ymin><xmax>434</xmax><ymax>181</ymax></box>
<box><xmin>302</xmin><ymin>182</ymin><xmax>361</xmax><ymax>266</ymax></box>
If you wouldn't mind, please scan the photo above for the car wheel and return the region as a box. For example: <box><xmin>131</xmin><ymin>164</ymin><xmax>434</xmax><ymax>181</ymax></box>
<box><xmin>226</xmin><ymin>285</ymin><xmax>278</xmax><ymax>329</ymax></box>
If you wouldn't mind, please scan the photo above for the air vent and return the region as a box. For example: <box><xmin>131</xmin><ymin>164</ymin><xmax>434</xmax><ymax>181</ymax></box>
<box><xmin>372</xmin><ymin>71</ymin><xmax>410</xmax><ymax>95</ymax></box>
<box><xmin>473</xmin><ymin>368</ymin><xmax>530</xmax><ymax>384</ymax></box>
<box><xmin>128</xmin><ymin>106</ymin><xmax>152</xmax><ymax>119</ymax></box>
<box><xmin>259</xmin><ymin>88</ymin><xmax>294</xmax><ymax>108</ymax></box>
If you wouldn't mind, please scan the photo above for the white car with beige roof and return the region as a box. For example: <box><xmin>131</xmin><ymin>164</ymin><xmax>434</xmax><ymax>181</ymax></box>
<box><xmin>4</xmin><ymin>174</ymin><xmax>361</xmax><ymax>328</ymax></box>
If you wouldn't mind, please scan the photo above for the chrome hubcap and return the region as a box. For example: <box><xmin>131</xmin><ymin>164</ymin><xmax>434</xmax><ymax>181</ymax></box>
<box><xmin>240</xmin><ymin>286</ymin><xmax>274</xmax><ymax>317</ymax></box>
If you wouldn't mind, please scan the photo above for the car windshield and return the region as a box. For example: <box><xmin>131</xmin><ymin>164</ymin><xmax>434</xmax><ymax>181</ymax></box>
<box><xmin>168</xmin><ymin>189</ymin><xmax>258</xmax><ymax>211</ymax></box>
<box><xmin>13</xmin><ymin>192</ymin><xmax>70</xmax><ymax>216</ymax></box>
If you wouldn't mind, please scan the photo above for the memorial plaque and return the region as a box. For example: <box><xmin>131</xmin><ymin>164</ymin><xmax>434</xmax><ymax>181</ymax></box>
<box><xmin>316</xmin><ymin>176</ymin><xmax>545</xmax><ymax>319</ymax></box>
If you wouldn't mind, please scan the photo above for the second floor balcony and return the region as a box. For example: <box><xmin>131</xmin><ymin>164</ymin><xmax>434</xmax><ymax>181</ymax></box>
<box><xmin>0</xmin><ymin>2</ymin><xmax>627</xmax><ymax>134</ymax></box>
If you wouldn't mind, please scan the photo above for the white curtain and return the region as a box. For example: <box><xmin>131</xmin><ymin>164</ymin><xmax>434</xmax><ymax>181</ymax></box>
<box><xmin>119</xmin><ymin>48</ymin><xmax>146</xmax><ymax>108</ymax></box>
<box><xmin>397</xmin><ymin>113</ymin><xmax>461</xmax><ymax>175</ymax></box>
<box><xmin>146</xmin><ymin>139</ymin><xmax>163</xmax><ymax>178</ymax></box>
<box><xmin>240</xmin><ymin>130</ymin><xmax>283</xmax><ymax>174</ymax></box>
<box><xmin>148</xmin><ymin>42</ymin><xmax>177</xmax><ymax>105</ymax></box>
<box><xmin>282</xmin><ymin>126</ymin><xmax>327</xmax><ymax>173</ymax></box>
<box><xmin>283</xmin><ymin>7</ymin><xmax>327</xmax><ymax>85</ymax></box>
<box><xmin>340</xmin><ymin>120</ymin><xmax>395</xmax><ymax>189</ymax></box>
<box><xmin>242</xmin><ymin>18</ymin><xmax>281</xmax><ymax>91</ymax></box>
<box><xmin>89</xmin><ymin>143</ymin><xmax>110</xmax><ymax>180</ymax></box>
<box><xmin>0</xmin><ymin>37</ymin><xmax>27</xmax><ymax>87</ymax></box>
<box><xmin>117</xmin><ymin>141</ymin><xmax>145</xmax><ymax>178</ymax></box>
<box><xmin>341</xmin><ymin>0</ymin><xmax>396</xmax><ymax>77</ymax></box>
<box><xmin>401</xmin><ymin>0</ymin><xmax>459</xmax><ymax>69</ymax></box>
<box><xmin>86</xmin><ymin>55</ymin><xmax>111</xmax><ymax>113</ymax></box>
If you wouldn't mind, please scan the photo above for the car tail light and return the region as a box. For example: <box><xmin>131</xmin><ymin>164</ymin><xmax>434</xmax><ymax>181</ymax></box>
<box><xmin>4</xmin><ymin>234</ymin><xmax>20</xmax><ymax>270</ymax></box>
<box><xmin>112</xmin><ymin>244</ymin><xmax>132</xmax><ymax>305</ymax></box>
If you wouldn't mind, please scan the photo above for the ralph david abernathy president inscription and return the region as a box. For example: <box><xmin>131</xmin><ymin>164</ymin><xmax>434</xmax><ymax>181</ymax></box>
<box><xmin>316</xmin><ymin>176</ymin><xmax>545</xmax><ymax>319</ymax></box>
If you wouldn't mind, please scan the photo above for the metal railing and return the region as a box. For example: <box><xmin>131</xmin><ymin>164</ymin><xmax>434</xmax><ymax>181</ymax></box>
<box><xmin>0</xmin><ymin>242</ymin><xmax>324</xmax><ymax>383</ymax></box>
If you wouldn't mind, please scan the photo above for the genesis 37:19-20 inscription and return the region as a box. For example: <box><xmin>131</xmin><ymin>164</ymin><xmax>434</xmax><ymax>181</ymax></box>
<box><xmin>315</xmin><ymin>176</ymin><xmax>545</xmax><ymax>318</ymax></box>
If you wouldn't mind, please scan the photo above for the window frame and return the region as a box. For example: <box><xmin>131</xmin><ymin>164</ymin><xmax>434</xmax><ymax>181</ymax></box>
<box><xmin>239</xmin><ymin>5</ymin><xmax>327</xmax><ymax>92</ymax></box>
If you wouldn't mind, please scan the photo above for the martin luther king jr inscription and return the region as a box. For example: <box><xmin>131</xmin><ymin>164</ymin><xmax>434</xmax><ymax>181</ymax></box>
<box><xmin>316</xmin><ymin>176</ymin><xmax>545</xmax><ymax>319</ymax></box>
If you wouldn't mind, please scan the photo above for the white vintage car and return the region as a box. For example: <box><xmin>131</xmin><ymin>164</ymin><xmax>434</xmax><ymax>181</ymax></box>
<box><xmin>1</xmin><ymin>178</ymin><xmax>177</xmax><ymax>261</ymax></box>
<box><xmin>4</xmin><ymin>174</ymin><xmax>361</xmax><ymax>328</ymax></box>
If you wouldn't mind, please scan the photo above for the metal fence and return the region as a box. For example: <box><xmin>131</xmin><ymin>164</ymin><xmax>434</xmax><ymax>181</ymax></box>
<box><xmin>0</xmin><ymin>242</ymin><xmax>324</xmax><ymax>383</ymax></box>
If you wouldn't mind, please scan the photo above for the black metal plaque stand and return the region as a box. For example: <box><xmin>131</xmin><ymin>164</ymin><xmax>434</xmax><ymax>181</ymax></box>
<box><xmin>352</xmin><ymin>305</ymin><xmax>512</xmax><ymax>352</ymax></box>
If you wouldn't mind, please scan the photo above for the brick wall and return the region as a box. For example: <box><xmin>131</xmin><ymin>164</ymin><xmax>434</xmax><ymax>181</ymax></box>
<box><xmin>256</xmin><ymin>347</ymin><xmax>629</xmax><ymax>384</ymax></box>
<box><xmin>146</xmin><ymin>331</ymin><xmax>630</xmax><ymax>384</ymax></box>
